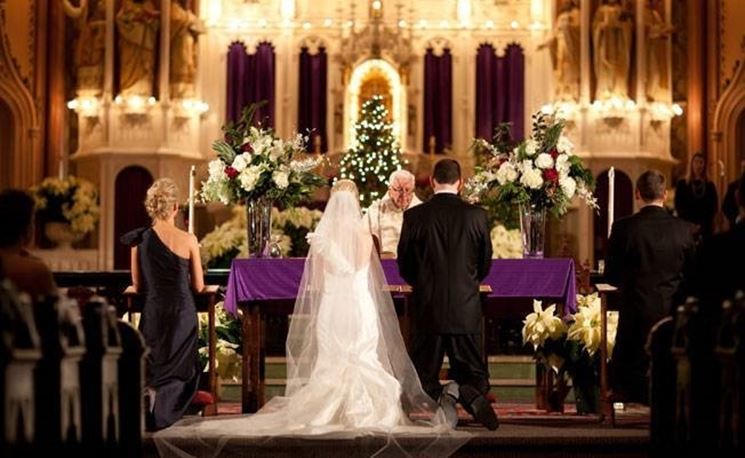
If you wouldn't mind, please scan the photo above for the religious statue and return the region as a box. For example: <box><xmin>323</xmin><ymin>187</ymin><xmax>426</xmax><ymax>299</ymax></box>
<box><xmin>170</xmin><ymin>0</ymin><xmax>205</xmax><ymax>99</ymax></box>
<box><xmin>644</xmin><ymin>0</ymin><xmax>674</xmax><ymax>102</ymax></box>
<box><xmin>62</xmin><ymin>0</ymin><xmax>106</xmax><ymax>96</ymax></box>
<box><xmin>592</xmin><ymin>0</ymin><xmax>633</xmax><ymax>100</ymax></box>
<box><xmin>116</xmin><ymin>0</ymin><xmax>160</xmax><ymax>97</ymax></box>
<box><xmin>538</xmin><ymin>0</ymin><xmax>580</xmax><ymax>101</ymax></box>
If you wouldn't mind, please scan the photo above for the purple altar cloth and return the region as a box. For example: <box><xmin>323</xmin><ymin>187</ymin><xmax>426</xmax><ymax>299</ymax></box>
<box><xmin>224</xmin><ymin>258</ymin><xmax>577</xmax><ymax>316</ymax></box>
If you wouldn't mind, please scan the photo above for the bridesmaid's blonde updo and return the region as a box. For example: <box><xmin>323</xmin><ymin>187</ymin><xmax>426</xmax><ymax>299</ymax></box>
<box><xmin>145</xmin><ymin>178</ymin><xmax>179</xmax><ymax>221</ymax></box>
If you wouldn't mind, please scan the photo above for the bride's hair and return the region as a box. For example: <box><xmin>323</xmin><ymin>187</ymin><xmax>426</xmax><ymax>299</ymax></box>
<box><xmin>331</xmin><ymin>179</ymin><xmax>359</xmax><ymax>198</ymax></box>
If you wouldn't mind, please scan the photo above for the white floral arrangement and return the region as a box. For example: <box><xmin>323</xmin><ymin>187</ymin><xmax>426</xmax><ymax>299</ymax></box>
<box><xmin>198</xmin><ymin>301</ymin><xmax>242</xmax><ymax>381</ymax></box>
<box><xmin>465</xmin><ymin>111</ymin><xmax>597</xmax><ymax>217</ymax></box>
<box><xmin>31</xmin><ymin>175</ymin><xmax>100</xmax><ymax>235</ymax></box>
<box><xmin>522</xmin><ymin>295</ymin><xmax>619</xmax><ymax>364</ymax></box>
<box><xmin>490</xmin><ymin>224</ymin><xmax>523</xmax><ymax>259</ymax></box>
<box><xmin>200</xmin><ymin>105</ymin><xmax>325</xmax><ymax>207</ymax></box>
<box><xmin>200</xmin><ymin>205</ymin><xmax>321</xmax><ymax>267</ymax></box>
<box><xmin>567</xmin><ymin>293</ymin><xmax>619</xmax><ymax>358</ymax></box>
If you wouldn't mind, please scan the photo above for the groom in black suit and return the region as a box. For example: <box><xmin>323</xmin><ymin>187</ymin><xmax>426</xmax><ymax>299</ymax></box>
<box><xmin>397</xmin><ymin>159</ymin><xmax>498</xmax><ymax>430</ymax></box>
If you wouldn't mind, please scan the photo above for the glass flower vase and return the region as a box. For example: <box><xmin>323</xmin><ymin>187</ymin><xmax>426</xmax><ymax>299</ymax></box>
<box><xmin>519</xmin><ymin>204</ymin><xmax>547</xmax><ymax>259</ymax></box>
<box><xmin>245</xmin><ymin>196</ymin><xmax>273</xmax><ymax>258</ymax></box>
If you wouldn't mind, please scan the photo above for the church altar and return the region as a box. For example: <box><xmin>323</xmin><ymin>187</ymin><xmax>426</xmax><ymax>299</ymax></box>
<box><xmin>225</xmin><ymin>258</ymin><xmax>577</xmax><ymax>314</ymax></box>
<box><xmin>226</xmin><ymin>257</ymin><xmax>577</xmax><ymax>413</ymax></box>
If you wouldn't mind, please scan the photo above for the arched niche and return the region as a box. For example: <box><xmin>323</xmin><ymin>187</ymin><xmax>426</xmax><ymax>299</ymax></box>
<box><xmin>113</xmin><ymin>166</ymin><xmax>154</xmax><ymax>269</ymax></box>
<box><xmin>344</xmin><ymin>59</ymin><xmax>406</xmax><ymax>150</ymax></box>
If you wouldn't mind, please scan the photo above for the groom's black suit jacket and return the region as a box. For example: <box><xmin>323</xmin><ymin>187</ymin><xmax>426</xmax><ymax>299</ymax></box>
<box><xmin>397</xmin><ymin>193</ymin><xmax>492</xmax><ymax>334</ymax></box>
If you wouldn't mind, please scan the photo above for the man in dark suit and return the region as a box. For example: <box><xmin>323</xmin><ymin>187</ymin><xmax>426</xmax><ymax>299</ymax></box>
<box><xmin>605</xmin><ymin>169</ymin><xmax>696</xmax><ymax>404</ymax></box>
<box><xmin>721</xmin><ymin>160</ymin><xmax>745</xmax><ymax>229</ymax></box>
<box><xmin>397</xmin><ymin>159</ymin><xmax>498</xmax><ymax>430</ymax></box>
<box><xmin>694</xmin><ymin>172</ymin><xmax>745</xmax><ymax>310</ymax></box>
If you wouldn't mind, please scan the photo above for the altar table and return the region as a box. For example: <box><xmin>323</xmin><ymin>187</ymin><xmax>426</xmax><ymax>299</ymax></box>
<box><xmin>225</xmin><ymin>258</ymin><xmax>577</xmax><ymax>413</ymax></box>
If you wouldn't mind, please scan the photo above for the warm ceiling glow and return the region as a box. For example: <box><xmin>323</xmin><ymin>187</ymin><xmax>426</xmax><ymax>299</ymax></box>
<box><xmin>457</xmin><ymin>0</ymin><xmax>472</xmax><ymax>26</ymax></box>
<box><xmin>280</xmin><ymin>0</ymin><xmax>295</xmax><ymax>20</ymax></box>
<box><xmin>372</xmin><ymin>1</ymin><xmax>382</xmax><ymax>11</ymax></box>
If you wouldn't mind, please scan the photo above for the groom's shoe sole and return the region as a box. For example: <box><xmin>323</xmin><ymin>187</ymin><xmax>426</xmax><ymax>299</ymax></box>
<box><xmin>438</xmin><ymin>394</ymin><xmax>459</xmax><ymax>429</ymax></box>
<box><xmin>438</xmin><ymin>381</ymin><xmax>460</xmax><ymax>429</ymax></box>
<box><xmin>469</xmin><ymin>394</ymin><xmax>499</xmax><ymax>431</ymax></box>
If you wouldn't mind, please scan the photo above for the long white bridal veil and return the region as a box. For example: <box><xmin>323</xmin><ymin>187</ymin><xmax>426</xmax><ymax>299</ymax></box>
<box><xmin>154</xmin><ymin>182</ymin><xmax>470</xmax><ymax>457</ymax></box>
<box><xmin>288</xmin><ymin>181</ymin><xmax>442</xmax><ymax>421</ymax></box>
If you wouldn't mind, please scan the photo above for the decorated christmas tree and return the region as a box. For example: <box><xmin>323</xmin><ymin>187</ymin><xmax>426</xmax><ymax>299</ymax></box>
<box><xmin>338</xmin><ymin>95</ymin><xmax>403</xmax><ymax>207</ymax></box>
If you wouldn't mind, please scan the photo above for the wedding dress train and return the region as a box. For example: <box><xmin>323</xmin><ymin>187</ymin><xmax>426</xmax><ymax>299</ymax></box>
<box><xmin>154</xmin><ymin>181</ymin><xmax>468</xmax><ymax>457</ymax></box>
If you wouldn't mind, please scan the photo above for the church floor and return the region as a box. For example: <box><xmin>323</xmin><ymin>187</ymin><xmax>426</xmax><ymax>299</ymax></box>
<box><xmin>143</xmin><ymin>403</ymin><xmax>650</xmax><ymax>457</ymax></box>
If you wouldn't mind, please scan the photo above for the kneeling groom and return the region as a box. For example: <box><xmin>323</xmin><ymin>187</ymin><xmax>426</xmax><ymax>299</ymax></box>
<box><xmin>397</xmin><ymin>159</ymin><xmax>498</xmax><ymax>430</ymax></box>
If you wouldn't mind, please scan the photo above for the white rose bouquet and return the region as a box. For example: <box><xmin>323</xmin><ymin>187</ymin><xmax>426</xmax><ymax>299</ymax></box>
<box><xmin>201</xmin><ymin>104</ymin><xmax>326</xmax><ymax>207</ymax></box>
<box><xmin>466</xmin><ymin>111</ymin><xmax>597</xmax><ymax>217</ymax></box>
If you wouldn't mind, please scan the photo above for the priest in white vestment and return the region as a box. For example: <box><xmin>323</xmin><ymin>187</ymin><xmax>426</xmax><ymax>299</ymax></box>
<box><xmin>363</xmin><ymin>170</ymin><xmax>422</xmax><ymax>258</ymax></box>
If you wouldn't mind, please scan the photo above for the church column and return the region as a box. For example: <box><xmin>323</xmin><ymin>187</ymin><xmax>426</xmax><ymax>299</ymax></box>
<box><xmin>46</xmin><ymin>0</ymin><xmax>67</xmax><ymax>178</ymax></box>
<box><xmin>579</xmin><ymin>0</ymin><xmax>591</xmax><ymax>147</ymax></box>
<box><xmin>104</xmin><ymin>0</ymin><xmax>116</xmax><ymax>143</ymax></box>
<box><xmin>160</xmin><ymin>0</ymin><xmax>172</xmax><ymax>146</ymax></box>
<box><xmin>686</xmin><ymin>0</ymin><xmax>707</xmax><ymax>165</ymax></box>
<box><xmin>635</xmin><ymin>0</ymin><xmax>646</xmax><ymax>151</ymax></box>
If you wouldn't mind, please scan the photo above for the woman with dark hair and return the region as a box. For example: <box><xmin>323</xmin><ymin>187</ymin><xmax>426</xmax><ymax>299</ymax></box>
<box><xmin>0</xmin><ymin>189</ymin><xmax>56</xmax><ymax>299</ymax></box>
<box><xmin>674</xmin><ymin>152</ymin><xmax>718</xmax><ymax>239</ymax></box>
<box><xmin>122</xmin><ymin>178</ymin><xmax>203</xmax><ymax>431</ymax></box>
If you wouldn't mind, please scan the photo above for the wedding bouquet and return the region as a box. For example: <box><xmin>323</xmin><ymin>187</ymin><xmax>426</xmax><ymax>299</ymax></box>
<box><xmin>522</xmin><ymin>295</ymin><xmax>619</xmax><ymax>413</ymax></box>
<box><xmin>31</xmin><ymin>175</ymin><xmax>100</xmax><ymax>236</ymax></box>
<box><xmin>466</xmin><ymin>112</ymin><xmax>597</xmax><ymax>217</ymax></box>
<box><xmin>200</xmin><ymin>105</ymin><xmax>326</xmax><ymax>207</ymax></box>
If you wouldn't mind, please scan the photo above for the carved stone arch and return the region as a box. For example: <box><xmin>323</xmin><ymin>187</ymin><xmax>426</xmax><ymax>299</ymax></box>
<box><xmin>298</xmin><ymin>36</ymin><xmax>328</xmax><ymax>55</ymax></box>
<box><xmin>712</xmin><ymin>59</ymin><xmax>745</xmax><ymax>188</ymax></box>
<box><xmin>477</xmin><ymin>39</ymin><xmax>525</xmax><ymax>57</ymax></box>
<box><xmin>0</xmin><ymin>15</ymin><xmax>41</xmax><ymax>189</ymax></box>
<box><xmin>237</xmin><ymin>37</ymin><xmax>275</xmax><ymax>55</ymax></box>
<box><xmin>423</xmin><ymin>37</ymin><xmax>453</xmax><ymax>56</ymax></box>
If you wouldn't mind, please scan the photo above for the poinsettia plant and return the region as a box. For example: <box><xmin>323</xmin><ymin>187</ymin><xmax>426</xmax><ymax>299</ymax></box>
<box><xmin>522</xmin><ymin>295</ymin><xmax>619</xmax><ymax>414</ymax></box>
<box><xmin>466</xmin><ymin>111</ymin><xmax>598</xmax><ymax>217</ymax></box>
<box><xmin>201</xmin><ymin>104</ymin><xmax>327</xmax><ymax>207</ymax></box>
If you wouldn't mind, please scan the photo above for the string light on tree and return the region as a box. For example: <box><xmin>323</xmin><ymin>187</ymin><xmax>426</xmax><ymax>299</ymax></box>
<box><xmin>338</xmin><ymin>95</ymin><xmax>403</xmax><ymax>207</ymax></box>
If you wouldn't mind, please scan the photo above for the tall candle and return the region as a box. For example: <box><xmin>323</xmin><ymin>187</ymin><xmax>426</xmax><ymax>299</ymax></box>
<box><xmin>607</xmin><ymin>167</ymin><xmax>615</xmax><ymax>238</ymax></box>
<box><xmin>58</xmin><ymin>158</ymin><xmax>65</xmax><ymax>180</ymax></box>
<box><xmin>188</xmin><ymin>165</ymin><xmax>196</xmax><ymax>234</ymax></box>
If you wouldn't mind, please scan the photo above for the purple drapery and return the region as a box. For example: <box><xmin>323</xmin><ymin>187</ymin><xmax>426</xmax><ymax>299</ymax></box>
<box><xmin>423</xmin><ymin>48</ymin><xmax>452</xmax><ymax>154</ymax></box>
<box><xmin>298</xmin><ymin>47</ymin><xmax>328</xmax><ymax>153</ymax></box>
<box><xmin>475</xmin><ymin>43</ymin><xmax>525</xmax><ymax>141</ymax></box>
<box><xmin>226</xmin><ymin>41</ymin><xmax>275</xmax><ymax>127</ymax></box>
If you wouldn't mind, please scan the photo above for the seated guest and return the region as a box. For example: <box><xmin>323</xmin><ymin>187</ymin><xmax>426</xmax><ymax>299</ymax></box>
<box><xmin>0</xmin><ymin>189</ymin><xmax>57</xmax><ymax>298</ymax></box>
<box><xmin>606</xmin><ymin>170</ymin><xmax>696</xmax><ymax>404</ymax></box>
<box><xmin>363</xmin><ymin>169</ymin><xmax>422</xmax><ymax>258</ymax></box>
<box><xmin>694</xmin><ymin>172</ymin><xmax>745</xmax><ymax>309</ymax></box>
<box><xmin>122</xmin><ymin>178</ymin><xmax>204</xmax><ymax>431</ymax></box>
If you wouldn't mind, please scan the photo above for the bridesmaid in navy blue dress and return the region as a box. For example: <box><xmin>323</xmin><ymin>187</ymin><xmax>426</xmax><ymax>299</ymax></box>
<box><xmin>123</xmin><ymin>178</ymin><xmax>204</xmax><ymax>431</ymax></box>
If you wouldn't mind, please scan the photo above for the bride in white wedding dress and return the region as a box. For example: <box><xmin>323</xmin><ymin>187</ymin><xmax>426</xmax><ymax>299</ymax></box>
<box><xmin>155</xmin><ymin>180</ymin><xmax>467</xmax><ymax>457</ymax></box>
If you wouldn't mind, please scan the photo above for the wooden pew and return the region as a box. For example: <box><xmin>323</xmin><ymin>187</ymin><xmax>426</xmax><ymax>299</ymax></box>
<box><xmin>0</xmin><ymin>279</ymin><xmax>41</xmax><ymax>457</ymax></box>
<box><xmin>671</xmin><ymin>297</ymin><xmax>721</xmax><ymax>448</ymax></box>
<box><xmin>117</xmin><ymin>320</ymin><xmax>147</xmax><ymax>458</ymax></box>
<box><xmin>80</xmin><ymin>297</ymin><xmax>123</xmax><ymax>452</ymax></box>
<box><xmin>32</xmin><ymin>295</ymin><xmax>86</xmax><ymax>454</ymax></box>
<box><xmin>123</xmin><ymin>285</ymin><xmax>220</xmax><ymax>416</ymax></box>
<box><xmin>715</xmin><ymin>293</ymin><xmax>744</xmax><ymax>451</ymax></box>
<box><xmin>647</xmin><ymin>316</ymin><xmax>675</xmax><ymax>450</ymax></box>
